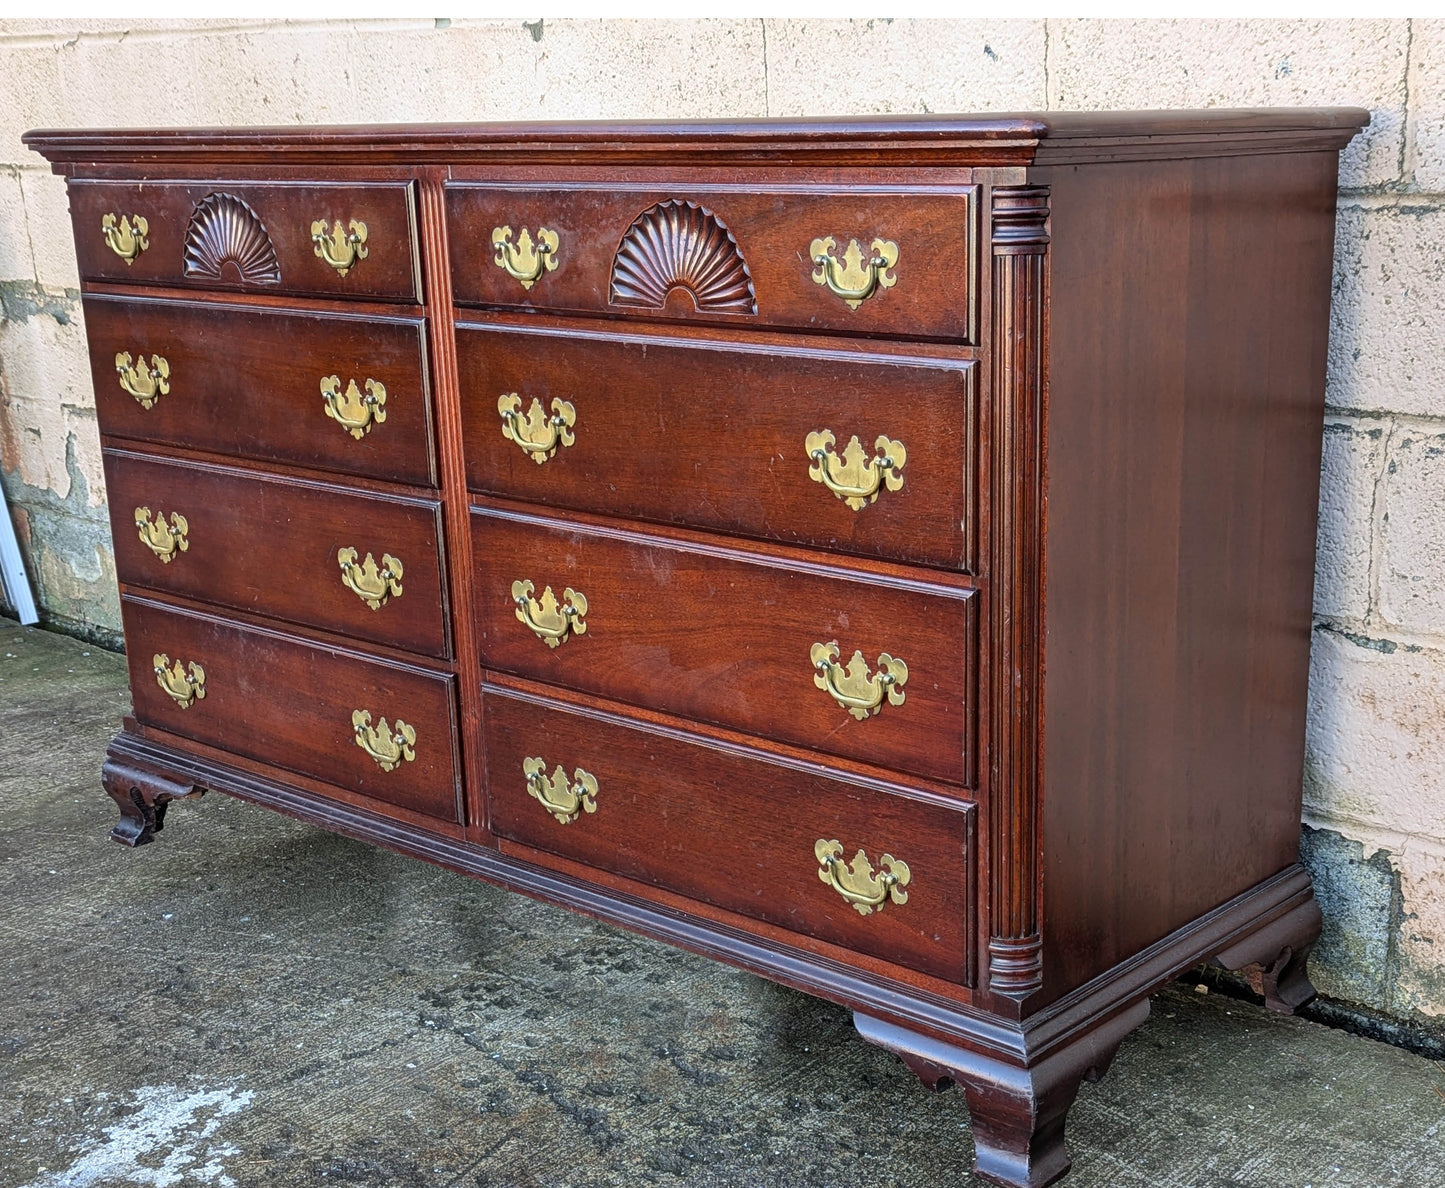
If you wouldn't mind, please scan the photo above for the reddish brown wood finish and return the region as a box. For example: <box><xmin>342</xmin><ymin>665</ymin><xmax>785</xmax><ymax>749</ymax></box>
<box><xmin>105</xmin><ymin>448</ymin><xmax>449</xmax><ymax>658</ymax></box>
<box><xmin>446</xmin><ymin>183</ymin><xmax>977</xmax><ymax>341</ymax></box>
<box><xmin>457</xmin><ymin>321</ymin><xmax>976</xmax><ymax>569</ymax></box>
<box><xmin>471</xmin><ymin>503</ymin><xmax>976</xmax><ymax>786</ymax></box>
<box><xmin>68</xmin><ymin>178</ymin><xmax>420</xmax><ymax>300</ymax></box>
<box><xmin>482</xmin><ymin>680</ymin><xmax>975</xmax><ymax>982</ymax></box>
<box><xmin>83</xmin><ymin>294</ymin><xmax>435</xmax><ymax>486</ymax></box>
<box><xmin>122</xmin><ymin>595</ymin><xmax>461</xmax><ymax>822</ymax></box>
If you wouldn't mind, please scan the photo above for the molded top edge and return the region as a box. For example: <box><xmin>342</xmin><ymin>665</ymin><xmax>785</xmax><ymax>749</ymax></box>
<box><xmin>24</xmin><ymin>108</ymin><xmax>1371</xmax><ymax>167</ymax></box>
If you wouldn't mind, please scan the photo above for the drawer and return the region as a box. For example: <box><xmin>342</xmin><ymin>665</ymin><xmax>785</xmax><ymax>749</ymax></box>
<box><xmin>459</xmin><ymin>323</ymin><xmax>975</xmax><ymax>570</ymax></box>
<box><xmin>84</xmin><ymin>295</ymin><xmax>435</xmax><ymax>487</ymax></box>
<box><xmin>472</xmin><ymin>506</ymin><xmax>975</xmax><ymax>786</ymax></box>
<box><xmin>107</xmin><ymin>450</ymin><xmax>449</xmax><ymax>659</ymax></box>
<box><xmin>123</xmin><ymin>596</ymin><xmax>461</xmax><ymax>822</ymax></box>
<box><xmin>447</xmin><ymin>183</ymin><xmax>977</xmax><ymax>342</ymax></box>
<box><xmin>483</xmin><ymin>683</ymin><xmax>975</xmax><ymax>983</ymax></box>
<box><xmin>69</xmin><ymin>179</ymin><xmax>419</xmax><ymax>301</ymax></box>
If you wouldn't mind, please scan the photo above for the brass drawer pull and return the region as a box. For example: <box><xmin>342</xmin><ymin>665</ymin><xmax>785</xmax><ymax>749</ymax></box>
<box><xmin>524</xmin><ymin>756</ymin><xmax>598</xmax><ymax>824</ymax></box>
<box><xmin>811</xmin><ymin>641</ymin><xmax>908</xmax><ymax>720</ymax></box>
<box><xmin>498</xmin><ymin>393</ymin><xmax>576</xmax><ymax>462</ymax></box>
<box><xmin>102</xmin><ymin>212</ymin><xmax>149</xmax><ymax>263</ymax></box>
<box><xmin>153</xmin><ymin>653</ymin><xmax>205</xmax><ymax>709</ymax></box>
<box><xmin>512</xmin><ymin>579</ymin><xmax>587</xmax><ymax>648</ymax></box>
<box><xmin>337</xmin><ymin>548</ymin><xmax>403</xmax><ymax>610</ymax></box>
<box><xmin>135</xmin><ymin>507</ymin><xmax>189</xmax><ymax>563</ymax></box>
<box><xmin>321</xmin><ymin>375</ymin><xmax>386</xmax><ymax>439</ymax></box>
<box><xmin>311</xmin><ymin>218</ymin><xmax>368</xmax><ymax>276</ymax></box>
<box><xmin>492</xmin><ymin>225</ymin><xmax>559</xmax><ymax>289</ymax></box>
<box><xmin>815</xmin><ymin>839</ymin><xmax>910</xmax><ymax>916</ymax></box>
<box><xmin>352</xmin><ymin>709</ymin><xmax>416</xmax><ymax>772</ymax></box>
<box><xmin>809</xmin><ymin>236</ymin><xmax>898</xmax><ymax>309</ymax></box>
<box><xmin>806</xmin><ymin>430</ymin><xmax>905</xmax><ymax>510</ymax></box>
<box><xmin>116</xmin><ymin>352</ymin><xmax>170</xmax><ymax>409</ymax></box>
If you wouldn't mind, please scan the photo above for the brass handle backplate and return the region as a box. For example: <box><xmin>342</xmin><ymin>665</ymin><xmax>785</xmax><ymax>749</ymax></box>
<box><xmin>815</xmin><ymin>839</ymin><xmax>911</xmax><ymax>916</ymax></box>
<box><xmin>805</xmin><ymin>430</ymin><xmax>905</xmax><ymax>511</ymax></box>
<box><xmin>135</xmin><ymin>507</ymin><xmax>189</xmax><ymax>563</ymax></box>
<box><xmin>321</xmin><ymin>375</ymin><xmax>386</xmax><ymax>439</ymax></box>
<box><xmin>492</xmin><ymin>225</ymin><xmax>559</xmax><ymax>289</ymax></box>
<box><xmin>116</xmin><ymin>352</ymin><xmax>170</xmax><ymax>410</ymax></box>
<box><xmin>498</xmin><ymin>393</ymin><xmax>576</xmax><ymax>463</ymax></box>
<box><xmin>809</xmin><ymin>236</ymin><xmax>898</xmax><ymax>309</ymax></box>
<box><xmin>524</xmin><ymin>756</ymin><xmax>598</xmax><ymax>824</ymax></box>
<box><xmin>352</xmin><ymin>709</ymin><xmax>415</xmax><ymax>772</ymax></box>
<box><xmin>311</xmin><ymin>219</ymin><xmax>368</xmax><ymax>276</ymax></box>
<box><xmin>153</xmin><ymin>653</ymin><xmax>205</xmax><ymax>709</ymax></box>
<box><xmin>102</xmin><ymin>213</ymin><xmax>149</xmax><ymax>263</ymax></box>
<box><xmin>811</xmin><ymin>641</ymin><xmax>908</xmax><ymax>720</ymax></box>
<box><xmin>338</xmin><ymin>548</ymin><xmax>403</xmax><ymax>610</ymax></box>
<box><xmin>512</xmin><ymin>579</ymin><xmax>587</xmax><ymax>648</ymax></box>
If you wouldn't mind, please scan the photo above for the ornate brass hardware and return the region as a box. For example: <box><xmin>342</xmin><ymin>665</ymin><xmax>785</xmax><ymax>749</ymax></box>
<box><xmin>524</xmin><ymin>757</ymin><xmax>599</xmax><ymax>824</ymax></box>
<box><xmin>101</xmin><ymin>213</ymin><xmax>149</xmax><ymax>264</ymax></box>
<box><xmin>311</xmin><ymin>218</ymin><xmax>368</xmax><ymax>276</ymax></box>
<box><xmin>811</xmin><ymin>641</ymin><xmax>908</xmax><ymax>721</ymax></box>
<box><xmin>815</xmin><ymin>839</ymin><xmax>911</xmax><ymax>916</ymax></box>
<box><xmin>805</xmin><ymin>430</ymin><xmax>906</xmax><ymax>511</ymax></box>
<box><xmin>512</xmin><ymin>580</ymin><xmax>587</xmax><ymax>648</ymax></box>
<box><xmin>498</xmin><ymin>393</ymin><xmax>576</xmax><ymax>463</ymax></box>
<box><xmin>352</xmin><ymin>709</ymin><xmax>416</xmax><ymax>772</ymax></box>
<box><xmin>115</xmin><ymin>352</ymin><xmax>171</xmax><ymax>410</ymax></box>
<box><xmin>153</xmin><ymin>653</ymin><xmax>205</xmax><ymax>709</ymax></box>
<box><xmin>337</xmin><ymin>547</ymin><xmax>403</xmax><ymax>610</ymax></box>
<box><xmin>135</xmin><ymin>507</ymin><xmax>189</xmax><ymax>563</ymax></box>
<box><xmin>321</xmin><ymin>375</ymin><xmax>386</xmax><ymax>439</ymax></box>
<box><xmin>492</xmin><ymin>225</ymin><xmax>559</xmax><ymax>290</ymax></box>
<box><xmin>809</xmin><ymin>237</ymin><xmax>899</xmax><ymax>309</ymax></box>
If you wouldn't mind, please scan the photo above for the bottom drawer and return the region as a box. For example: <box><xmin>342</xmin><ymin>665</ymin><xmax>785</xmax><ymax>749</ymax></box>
<box><xmin>123</xmin><ymin>596</ymin><xmax>461</xmax><ymax>822</ymax></box>
<box><xmin>483</xmin><ymin>682</ymin><xmax>975</xmax><ymax>984</ymax></box>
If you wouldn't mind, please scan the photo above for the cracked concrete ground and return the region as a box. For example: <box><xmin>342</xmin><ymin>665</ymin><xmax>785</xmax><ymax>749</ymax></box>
<box><xmin>1</xmin><ymin>616</ymin><xmax>1443</xmax><ymax>1188</ymax></box>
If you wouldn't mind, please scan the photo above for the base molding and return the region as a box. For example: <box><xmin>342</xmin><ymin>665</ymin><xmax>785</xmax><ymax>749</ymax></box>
<box><xmin>101</xmin><ymin>729</ymin><xmax>1322</xmax><ymax>1188</ymax></box>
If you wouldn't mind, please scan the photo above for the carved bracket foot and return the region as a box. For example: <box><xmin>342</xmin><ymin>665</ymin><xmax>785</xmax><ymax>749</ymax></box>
<box><xmin>854</xmin><ymin>1002</ymin><xmax>1149</xmax><ymax>1188</ymax></box>
<box><xmin>1214</xmin><ymin>894</ymin><xmax>1323</xmax><ymax>1015</ymax></box>
<box><xmin>101</xmin><ymin>741</ymin><xmax>204</xmax><ymax>847</ymax></box>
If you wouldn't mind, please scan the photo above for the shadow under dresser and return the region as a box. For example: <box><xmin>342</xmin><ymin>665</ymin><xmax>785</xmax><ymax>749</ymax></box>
<box><xmin>26</xmin><ymin>108</ymin><xmax>1368</xmax><ymax>1187</ymax></box>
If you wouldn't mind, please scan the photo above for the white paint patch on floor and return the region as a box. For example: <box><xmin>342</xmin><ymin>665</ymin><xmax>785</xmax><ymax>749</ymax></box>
<box><xmin>21</xmin><ymin>1084</ymin><xmax>254</xmax><ymax>1188</ymax></box>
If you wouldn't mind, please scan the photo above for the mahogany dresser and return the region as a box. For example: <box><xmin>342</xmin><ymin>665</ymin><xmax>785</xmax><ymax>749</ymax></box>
<box><xmin>27</xmin><ymin>109</ymin><xmax>1368</xmax><ymax>1187</ymax></box>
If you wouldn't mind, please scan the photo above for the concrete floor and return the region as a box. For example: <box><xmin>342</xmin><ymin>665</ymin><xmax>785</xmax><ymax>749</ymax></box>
<box><xmin>1</xmin><ymin>617</ymin><xmax>1443</xmax><ymax>1188</ymax></box>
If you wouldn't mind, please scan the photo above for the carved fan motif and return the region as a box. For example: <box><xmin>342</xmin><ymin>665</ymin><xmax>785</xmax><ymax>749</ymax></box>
<box><xmin>183</xmin><ymin>192</ymin><xmax>281</xmax><ymax>285</ymax></box>
<box><xmin>609</xmin><ymin>200</ymin><xmax>756</xmax><ymax>315</ymax></box>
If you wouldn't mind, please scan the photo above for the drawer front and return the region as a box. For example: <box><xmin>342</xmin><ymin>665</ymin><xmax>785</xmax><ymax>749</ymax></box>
<box><xmin>447</xmin><ymin>184</ymin><xmax>976</xmax><ymax>342</ymax></box>
<box><xmin>459</xmin><ymin>323</ymin><xmax>975</xmax><ymax>570</ymax></box>
<box><xmin>123</xmin><ymin>596</ymin><xmax>461</xmax><ymax>822</ymax></box>
<box><xmin>70</xmin><ymin>179</ymin><xmax>419</xmax><ymax>301</ymax></box>
<box><xmin>484</xmin><ymin>684</ymin><xmax>974</xmax><ymax>983</ymax></box>
<box><xmin>108</xmin><ymin>450</ymin><xmax>449</xmax><ymax>659</ymax></box>
<box><xmin>473</xmin><ymin>507</ymin><xmax>975</xmax><ymax>786</ymax></box>
<box><xmin>84</xmin><ymin>295</ymin><xmax>435</xmax><ymax>487</ymax></box>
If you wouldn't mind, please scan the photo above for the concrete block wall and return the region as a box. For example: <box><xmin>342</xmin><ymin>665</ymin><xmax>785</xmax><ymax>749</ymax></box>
<box><xmin>0</xmin><ymin>18</ymin><xmax>1439</xmax><ymax>1028</ymax></box>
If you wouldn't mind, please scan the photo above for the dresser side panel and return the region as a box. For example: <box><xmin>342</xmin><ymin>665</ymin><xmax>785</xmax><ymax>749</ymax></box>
<box><xmin>1035</xmin><ymin>151</ymin><xmax>1340</xmax><ymax>1005</ymax></box>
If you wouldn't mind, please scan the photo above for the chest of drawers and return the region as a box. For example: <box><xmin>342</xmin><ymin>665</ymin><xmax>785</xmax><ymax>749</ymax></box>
<box><xmin>28</xmin><ymin>109</ymin><xmax>1367</xmax><ymax>1187</ymax></box>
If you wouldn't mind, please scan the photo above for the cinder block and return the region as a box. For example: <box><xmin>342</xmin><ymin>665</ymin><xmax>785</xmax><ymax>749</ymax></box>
<box><xmin>1327</xmin><ymin>204</ymin><xmax>1445</xmax><ymax>418</ymax></box>
<box><xmin>1314</xmin><ymin>418</ymin><xmax>1386</xmax><ymax>622</ymax></box>
<box><xmin>0</xmin><ymin>43</ymin><xmax>64</xmax><ymax>169</ymax></box>
<box><xmin>1409</xmin><ymin>18</ymin><xmax>1445</xmax><ymax>192</ymax></box>
<box><xmin>1378</xmin><ymin>427</ymin><xmax>1445</xmax><ymax>634</ymax></box>
<box><xmin>1300</xmin><ymin>822</ymin><xmax>1396</xmax><ymax>1008</ymax></box>
<box><xmin>1394</xmin><ymin>840</ymin><xmax>1445</xmax><ymax>1017</ymax></box>
<box><xmin>1304</xmin><ymin>625</ymin><xmax>1445</xmax><ymax>840</ymax></box>
<box><xmin>0</xmin><ymin>169</ymin><xmax>35</xmax><ymax>281</ymax></box>
<box><xmin>0</xmin><ymin>298</ymin><xmax>93</xmax><ymax>501</ymax></box>
<box><xmin>1045</xmin><ymin>19</ymin><xmax>1409</xmax><ymax>189</ymax></box>
<box><xmin>19</xmin><ymin>169</ymin><xmax>79</xmax><ymax>291</ymax></box>
<box><xmin>762</xmin><ymin>19</ymin><xmax>1046</xmax><ymax>115</ymax></box>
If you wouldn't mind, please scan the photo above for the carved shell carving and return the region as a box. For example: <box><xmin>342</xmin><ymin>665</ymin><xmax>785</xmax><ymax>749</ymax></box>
<box><xmin>183</xmin><ymin>192</ymin><xmax>281</xmax><ymax>285</ymax></box>
<box><xmin>610</xmin><ymin>200</ymin><xmax>756</xmax><ymax>315</ymax></box>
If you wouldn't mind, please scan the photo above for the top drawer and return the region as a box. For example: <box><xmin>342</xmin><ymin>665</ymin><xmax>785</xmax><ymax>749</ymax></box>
<box><xmin>68</xmin><ymin>179</ymin><xmax>420</xmax><ymax>302</ymax></box>
<box><xmin>446</xmin><ymin>184</ymin><xmax>977</xmax><ymax>343</ymax></box>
